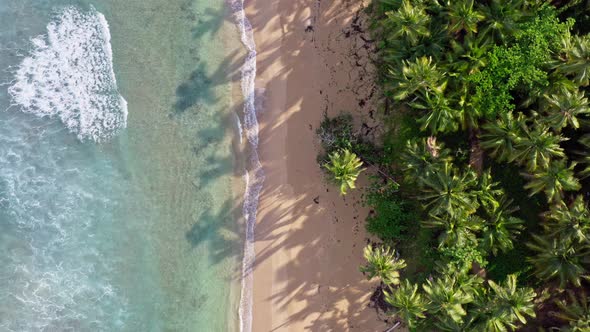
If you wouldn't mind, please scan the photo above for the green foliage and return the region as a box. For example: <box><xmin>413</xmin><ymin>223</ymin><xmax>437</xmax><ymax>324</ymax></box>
<box><xmin>470</xmin><ymin>6</ymin><xmax>572</xmax><ymax>119</ymax></box>
<box><xmin>384</xmin><ymin>279</ymin><xmax>428</xmax><ymax>330</ymax></box>
<box><xmin>422</xmin><ymin>273</ymin><xmax>476</xmax><ymax>324</ymax></box>
<box><xmin>400</xmin><ymin>137</ymin><xmax>451</xmax><ymax>185</ymax></box>
<box><xmin>317</xmin><ymin>113</ymin><xmax>354</xmax><ymax>154</ymax></box>
<box><xmin>471</xmin><ymin>274</ymin><xmax>536</xmax><ymax>331</ymax></box>
<box><xmin>363</xmin><ymin>0</ymin><xmax>590</xmax><ymax>329</ymax></box>
<box><xmin>382</xmin><ymin>0</ymin><xmax>430</xmax><ymax>46</ymax></box>
<box><xmin>543</xmin><ymin>89</ymin><xmax>590</xmax><ymax>130</ymax></box>
<box><xmin>524</xmin><ymin>159</ymin><xmax>580</xmax><ymax>203</ymax></box>
<box><xmin>512</xmin><ymin>122</ymin><xmax>567</xmax><ymax>172</ymax></box>
<box><xmin>417</xmin><ymin>162</ymin><xmax>478</xmax><ymax>217</ymax></box>
<box><xmin>360</xmin><ymin>244</ymin><xmax>407</xmax><ymax>285</ymax></box>
<box><xmin>439</xmin><ymin>242</ymin><xmax>487</xmax><ymax>275</ymax></box>
<box><xmin>527</xmin><ymin>234</ymin><xmax>589</xmax><ymax>288</ymax></box>
<box><xmin>324</xmin><ymin>149</ymin><xmax>364</xmax><ymax>195</ymax></box>
<box><xmin>543</xmin><ymin>195</ymin><xmax>590</xmax><ymax>244</ymax></box>
<box><xmin>554</xmin><ymin>290</ymin><xmax>590</xmax><ymax>331</ymax></box>
<box><xmin>365</xmin><ymin>182</ymin><xmax>415</xmax><ymax>241</ymax></box>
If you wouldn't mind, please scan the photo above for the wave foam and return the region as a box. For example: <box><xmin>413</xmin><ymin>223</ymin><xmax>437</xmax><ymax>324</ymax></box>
<box><xmin>229</xmin><ymin>1</ymin><xmax>265</xmax><ymax>332</ymax></box>
<box><xmin>8</xmin><ymin>6</ymin><xmax>127</xmax><ymax>142</ymax></box>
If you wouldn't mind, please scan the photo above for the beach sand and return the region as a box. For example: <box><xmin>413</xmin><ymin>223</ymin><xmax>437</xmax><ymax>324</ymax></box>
<box><xmin>246</xmin><ymin>0</ymin><xmax>388</xmax><ymax>330</ymax></box>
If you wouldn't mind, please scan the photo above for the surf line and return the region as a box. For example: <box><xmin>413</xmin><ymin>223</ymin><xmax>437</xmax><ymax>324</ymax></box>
<box><xmin>230</xmin><ymin>1</ymin><xmax>264</xmax><ymax>332</ymax></box>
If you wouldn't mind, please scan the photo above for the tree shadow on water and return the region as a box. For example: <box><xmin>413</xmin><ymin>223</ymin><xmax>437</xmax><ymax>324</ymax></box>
<box><xmin>174</xmin><ymin>63</ymin><xmax>216</xmax><ymax>114</ymax></box>
<box><xmin>172</xmin><ymin>51</ymin><xmax>243</xmax><ymax>115</ymax></box>
<box><xmin>185</xmin><ymin>199</ymin><xmax>242</xmax><ymax>267</ymax></box>
<box><xmin>191</xmin><ymin>7</ymin><xmax>226</xmax><ymax>40</ymax></box>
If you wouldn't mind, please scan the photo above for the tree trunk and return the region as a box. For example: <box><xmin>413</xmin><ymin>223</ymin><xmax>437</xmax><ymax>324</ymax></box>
<box><xmin>469</xmin><ymin>128</ymin><xmax>484</xmax><ymax>175</ymax></box>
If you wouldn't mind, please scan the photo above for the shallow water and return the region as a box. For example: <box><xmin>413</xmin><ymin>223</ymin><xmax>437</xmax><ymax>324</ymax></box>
<box><xmin>0</xmin><ymin>1</ymin><xmax>244</xmax><ymax>331</ymax></box>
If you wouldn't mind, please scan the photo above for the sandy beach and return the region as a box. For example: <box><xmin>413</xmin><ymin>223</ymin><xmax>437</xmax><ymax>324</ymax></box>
<box><xmin>245</xmin><ymin>0</ymin><xmax>387</xmax><ymax>330</ymax></box>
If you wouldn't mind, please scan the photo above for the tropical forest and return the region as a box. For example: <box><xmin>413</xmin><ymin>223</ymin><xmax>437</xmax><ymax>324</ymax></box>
<box><xmin>319</xmin><ymin>0</ymin><xmax>590</xmax><ymax>330</ymax></box>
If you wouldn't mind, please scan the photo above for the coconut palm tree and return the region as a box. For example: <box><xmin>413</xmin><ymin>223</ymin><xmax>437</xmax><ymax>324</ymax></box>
<box><xmin>554</xmin><ymin>34</ymin><xmax>590</xmax><ymax>87</ymax></box>
<box><xmin>401</xmin><ymin>137</ymin><xmax>451</xmax><ymax>184</ymax></box>
<box><xmin>480</xmin><ymin>197</ymin><xmax>525</xmax><ymax>256</ymax></box>
<box><xmin>360</xmin><ymin>245</ymin><xmax>407</xmax><ymax>286</ymax></box>
<box><xmin>474</xmin><ymin>170</ymin><xmax>503</xmax><ymax>210</ymax></box>
<box><xmin>391</xmin><ymin>56</ymin><xmax>447</xmax><ymax>101</ymax></box>
<box><xmin>422</xmin><ymin>273</ymin><xmax>474</xmax><ymax>324</ymax></box>
<box><xmin>554</xmin><ymin>290</ymin><xmax>590</xmax><ymax>332</ymax></box>
<box><xmin>512</xmin><ymin>123</ymin><xmax>567</xmax><ymax>172</ymax></box>
<box><xmin>487</xmin><ymin>274</ymin><xmax>536</xmax><ymax>326</ymax></box>
<box><xmin>471</xmin><ymin>274</ymin><xmax>536</xmax><ymax>331</ymax></box>
<box><xmin>410</xmin><ymin>91</ymin><xmax>460</xmax><ymax>133</ymax></box>
<box><xmin>524</xmin><ymin>159</ymin><xmax>580</xmax><ymax>203</ymax></box>
<box><xmin>480</xmin><ymin>111</ymin><xmax>527</xmax><ymax>162</ymax></box>
<box><xmin>527</xmin><ymin>234</ymin><xmax>589</xmax><ymax>288</ymax></box>
<box><xmin>418</xmin><ymin>162</ymin><xmax>478</xmax><ymax>217</ymax></box>
<box><xmin>384</xmin><ymin>279</ymin><xmax>428</xmax><ymax>330</ymax></box>
<box><xmin>448</xmin><ymin>35</ymin><xmax>490</xmax><ymax>77</ymax></box>
<box><xmin>447</xmin><ymin>0</ymin><xmax>485</xmax><ymax>36</ymax></box>
<box><xmin>324</xmin><ymin>149</ymin><xmax>364</xmax><ymax>195</ymax></box>
<box><xmin>478</xmin><ymin>0</ymin><xmax>524</xmax><ymax>44</ymax></box>
<box><xmin>543</xmin><ymin>89</ymin><xmax>590</xmax><ymax>130</ymax></box>
<box><xmin>384</xmin><ymin>0</ymin><xmax>431</xmax><ymax>46</ymax></box>
<box><xmin>423</xmin><ymin>211</ymin><xmax>483</xmax><ymax>248</ymax></box>
<box><xmin>543</xmin><ymin>195</ymin><xmax>590</xmax><ymax>244</ymax></box>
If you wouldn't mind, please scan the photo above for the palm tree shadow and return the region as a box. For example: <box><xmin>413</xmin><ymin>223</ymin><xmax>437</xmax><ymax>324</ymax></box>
<box><xmin>185</xmin><ymin>199</ymin><xmax>242</xmax><ymax>265</ymax></box>
<box><xmin>174</xmin><ymin>63</ymin><xmax>216</xmax><ymax>114</ymax></box>
<box><xmin>173</xmin><ymin>51</ymin><xmax>243</xmax><ymax>115</ymax></box>
<box><xmin>191</xmin><ymin>7</ymin><xmax>226</xmax><ymax>40</ymax></box>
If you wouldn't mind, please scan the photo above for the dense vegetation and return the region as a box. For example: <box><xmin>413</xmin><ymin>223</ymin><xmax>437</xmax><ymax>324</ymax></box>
<box><xmin>320</xmin><ymin>0</ymin><xmax>590</xmax><ymax>330</ymax></box>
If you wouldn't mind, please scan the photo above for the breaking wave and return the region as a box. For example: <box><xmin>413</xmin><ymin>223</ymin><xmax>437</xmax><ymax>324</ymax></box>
<box><xmin>229</xmin><ymin>1</ymin><xmax>265</xmax><ymax>332</ymax></box>
<box><xmin>8</xmin><ymin>6</ymin><xmax>127</xmax><ymax>142</ymax></box>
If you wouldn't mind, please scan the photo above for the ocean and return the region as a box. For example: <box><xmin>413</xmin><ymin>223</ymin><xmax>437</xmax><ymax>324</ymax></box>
<box><xmin>0</xmin><ymin>0</ymin><xmax>259</xmax><ymax>331</ymax></box>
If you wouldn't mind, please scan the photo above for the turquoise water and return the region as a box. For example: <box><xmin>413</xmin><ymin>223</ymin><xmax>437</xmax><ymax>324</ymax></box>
<box><xmin>0</xmin><ymin>1</ymin><xmax>246</xmax><ymax>331</ymax></box>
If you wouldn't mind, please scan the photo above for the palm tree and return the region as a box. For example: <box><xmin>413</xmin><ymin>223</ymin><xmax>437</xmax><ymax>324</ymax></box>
<box><xmin>384</xmin><ymin>0</ymin><xmax>431</xmax><ymax>45</ymax></box>
<box><xmin>480</xmin><ymin>111</ymin><xmax>527</xmax><ymax>162</ymax></box>
<box><xmin>543</xmin><ymin>195</ymin><xmax>590</xmax><ymax>244</ymax></box>
<box><xmin>474</xmin><ymin>170</ymin><xmax>503</xmax><ymax>210</ymax></box>
<box><xmin>478</xmin><ymin>0</ymin><xmax>523</xmax><ymax>44</ymax></box>
<box><xmin>324</xmin><ymin>149</ymin><xmax>364</xmax><ymax>195</ymax></box>
<box><xmin>384</xmin><ymin>279</ymin><xmax>428</xmax><ymax>330</ymax></box>
<box><xmin>512</xmin><ymin>123</ymin><xmax>567</xmax><ymax>172</ymax></box>
<box><xmin>542</xmin><ymin>89</ymin><xmax>590</xmax><ymax>130</ymax></box>
<box><xmin>401</xmin><ymin>138</ymin><xmax>451</xmax><ymax>184</ymax></box>
<box><xmin>448</xmin><ymin>35</ymin><xmax>490</xmax><ymax>77</ymax></box>
<box><xmin>480</xmin><ymin>198</ymin><xmax>524</xmax><ymax>256</ymax></box>
<box><xmin>554</xmin><ymin>290</ymin><xmax>590</xmax><ymax>332</ymax></box>
<box><xmin>524</xmin><ymin>159</ymin><xmax>580</xmax><ymax>203</ymax></box>
<box><xmin>554</xmin><ymin>34</ymin><xmax>590</xmax><ymax>87</ymax></box>
<box><xmin>418</xmin><ymin>162</ymin><xmax>478</xmax><ymax>217</ymax></box>
<box><xmin>423</xmin><ymin>274</ymin><xmax>474</xmax><ymax>324</ymax></box>
<box><xmin>447</xmin><ymin>0</ymin><xmax>485</xmax><ymax>36</ymax></box>
<box><xmin>471</xmin><ymin>274</ymin><xmax>536</xmax><ymax>331</ymax></box>
<box><xmin>527</xmin><ymin>234</ymin><xmax>589</xmax><ymax>288</ymax></box>
<box><xmin>360</xmin><ymin>245</ymin><xmax>407</xmax><ymax>286</ymax></box>
<box><xmin>410</xmin><ymin>91</ymin><xmax>460</xmax><ymax>133</ymax></box>
<box><xmin>423</xmin><ymin>211</ymin><xmax>483</xmax><ymax>248</ymax></box>
<box><xmin>391</xmin><ymin>56</ymin><xmax>447</xmax><ymax>101</ymax></box>
<box><xmin>487</xmin><ymin>274</ymin><xmax>536</xmax><ymax>327</ymax></box>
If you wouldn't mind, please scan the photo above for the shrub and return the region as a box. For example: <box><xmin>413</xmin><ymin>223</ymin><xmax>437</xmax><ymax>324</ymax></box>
<box><xmin>365</xmin><ymin>179</ymin><xmax>414</xmax><ymax>241</ymax></box>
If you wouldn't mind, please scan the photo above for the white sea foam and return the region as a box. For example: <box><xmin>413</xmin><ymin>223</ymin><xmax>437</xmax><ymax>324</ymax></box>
<box><xmin>230</xmin><ymin>1</ymin><xmax>265</xmax><ymax>332</ymax></box>
<box><xmin>8</xmin><ymin>6</ymin><xmax>127</xmax><ymax>142</ymax></box>
<box><xmin>0</xmin><ymin>115</ymin><xmax>128</xmax><ymax>331</ymax></box>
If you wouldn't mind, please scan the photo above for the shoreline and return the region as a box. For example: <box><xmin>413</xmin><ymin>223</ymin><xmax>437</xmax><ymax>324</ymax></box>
<box><xmin>245</xmin><ymin>0</ymin><xmax>388</xmax><ymax>330</ymax></box>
